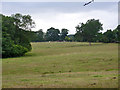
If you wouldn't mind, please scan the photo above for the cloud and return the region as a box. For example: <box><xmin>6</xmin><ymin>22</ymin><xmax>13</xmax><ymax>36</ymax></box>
<box><xmin>2</xmin><ymin>2</ymin><xmax>118</xmax><ymax>34</ymax></box>
<box><xmin>2</xmin><ymin>2</ymin><xmax>117</xmax><ymax>14</ymax></box>
<box><xmin>32</xmin><ymin>9</ymin><xmax>118</xmax><ymax>34</ymax></box>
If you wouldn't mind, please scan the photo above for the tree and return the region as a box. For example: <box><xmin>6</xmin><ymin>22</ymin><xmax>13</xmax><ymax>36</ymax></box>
<box><xmin>103</xmin><ymin>29</ymin><xmax>115</xmax><ymax>43</ymax></box>
<box><xmin>2</xmin><ymin>15</ymin><xmax>16</xmax><ymax>40</ymax></box>
<box><xmin>94</xmin><ymin>32</ymin><xmax>103</xmax><ymax>42</ymax></box>
<box><xmin>117</xmin><ymin>25</ymin><xmax>120</xmax><ymax>42</ymax></box>
<box><xmin>32</xmin><ymin>29</ymin><xmax>44</xmax><ymax>42</ymax></box>
<box><xmin>11</xmin><ymin>13</ymin><xmax>35</xmax><ymax>50</ymax></box>
<box><xmin>113</xmin><ymin>29</ymin><xmax>119</xmax><ymax>42</ymax></box>
<box><xmin>11</xmin><ymin>13</ymin><xmax>35</xmax><ymax>45</ymax></box>
<box><xmin>75</xmin><ymin>19</ymin><xmax>103</xmax><ymax>45</ymax></box>
<box><xmin>11</xmin><ymin>13</ymin><xmax>35</xmax><ymax>31</ymax></box>
<box><xmin>45</xmin><ymin>27</ymin><xmax>60</xmax><ymax>41</ymax></box>
<box><xmin>2</xmin><ymin>14</ymin><xmax>35</xmax><ymax>58</ymax></box>
<box><xmin>60</xmin><ymin>28</ymin><xmax>69</xmax><ymax>41</ymax></box>
<box><xmin>75</xmin><ymin>24</ymin><xmax>84</xmax><ymax>42</ymax></box>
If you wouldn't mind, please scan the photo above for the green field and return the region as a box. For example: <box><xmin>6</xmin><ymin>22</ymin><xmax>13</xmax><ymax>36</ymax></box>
<box><xmin>2</xmin><ymin>42</ymin><xmax>118</xmax><ymax>88</ymax></box>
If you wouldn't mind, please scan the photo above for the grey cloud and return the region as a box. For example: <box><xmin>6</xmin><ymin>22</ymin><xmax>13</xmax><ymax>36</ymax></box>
<box><xmin>1</xmin><ymin>2</ymin><xmax>118</xmax><ymax>34</ymax></box>
<box><xmin>2</xmin><ymin>2</ymin><xmax>118</xmax><ymax>15</ymax></box>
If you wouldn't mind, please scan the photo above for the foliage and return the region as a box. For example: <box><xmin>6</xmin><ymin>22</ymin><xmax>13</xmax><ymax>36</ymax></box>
<box><xmin>60</xmin><ymin>28</ymin><xmax>69</xmax><ymax>41</ymax></box>
<box><xmin>45</xmin><ymin>27</ymin><xmax>60</xmax><ymax>41</ymax></box>
<box><xmin>11</xmin><ymin>13</ymin><xmax>35</xmax><ymax>31</ymax></box>
<box><xmin>2</xmin><ymin>33</ymin><xmax>28</xmax><ymax>57</ymax></box>
<box><xmin>101</xmin><ymin>28</ymin><xmax>119</xmax><ymax>43</ymax></box>
<box><xmin>31</xmin><ymin>29</ymin><xmax>44</xmax><ymax>42</ymax></box>
<box><xmin>2</xmin><ymin>13</ymin><xmax>35</xmax><ymax>58</ymax></box>
<box><xmin>65</xmin><ymin>35</ymin><xmax>75</xmax><ymax>42</ymax></box>
<box><xmin>103</xmin><ymin>29</ymin><xmax>115</xmax><ymax>43</ymax></box>
<box><xmin>65</xmin><ymin>36</ymin><xmax>71</xmax><ymax>41</ymax></box>
<box><xmin>29</xmin><ymin>18</ymin><xmax>119</xmax><ymax>43</ymax></box>
<box><xmin>74</xmin><ymin>19</ymin><xmax>119</xmax><ymax>43</ymax></box>
<box><xmin>75</xmin><ymin>19</ymin><xmax>103</xmax><ymax>45</ymax></box>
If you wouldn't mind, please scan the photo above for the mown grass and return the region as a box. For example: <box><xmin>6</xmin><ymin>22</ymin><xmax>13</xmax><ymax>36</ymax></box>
<box><xmin>2</xmin><ymin>42</ymin><xmax>118</xmax><ymax>88</ymax></box>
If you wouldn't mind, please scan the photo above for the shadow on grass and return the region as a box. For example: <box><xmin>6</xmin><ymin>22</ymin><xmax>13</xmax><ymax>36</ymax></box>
<box><xmin>2</xmin><ymin>52</ymin><xmax>36</xmax><ymax>59</ymax></box>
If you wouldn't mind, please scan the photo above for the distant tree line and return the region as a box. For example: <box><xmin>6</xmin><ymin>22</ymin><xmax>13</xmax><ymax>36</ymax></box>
<box><xmin>31</xmin><ymin>19</ymin><xmax>119</xmax><ymax>44</ymax></box>
<box><xmin>74</xmin><ymin>19</ymin><xmax>119</xmax><ymax>45</ymax></box>
<box><xmin>1</xmin><ymin>13</ymin><xmax>119</xmax><ymax>58</ymax></box>
<box><xmin>30</xmin><ymin>27</ymin><xmax>69</xmax><ymax>42</ymax></box>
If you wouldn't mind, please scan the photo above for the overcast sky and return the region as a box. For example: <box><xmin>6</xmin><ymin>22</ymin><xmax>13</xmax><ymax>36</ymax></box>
<box><xmin>2</xmin><ymin>2</ymin><xmax>118</xmax><ymax>34</ymax></box>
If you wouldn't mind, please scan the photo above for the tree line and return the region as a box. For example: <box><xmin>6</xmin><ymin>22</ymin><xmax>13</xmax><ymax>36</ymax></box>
<box><xmin>1</xmin><ymin>13</ymin><xmax>120</xmax><ymax>58</ymax></box>
<box><xmin>31</xmin><ymin>19</ymin><xmax>119</xmax><ymax>45</ymax></box>
<box><xmin>74</xmin><ymin>19</ymin><xmax>119</xmax><ymax>45</ymax></box>
<box><xmin>30</xmin><ymin>27</ymin><xmax>69</xmax><ymax>42</ymax></box>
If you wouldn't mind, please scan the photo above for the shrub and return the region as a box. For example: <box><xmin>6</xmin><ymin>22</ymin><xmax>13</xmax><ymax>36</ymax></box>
<box><xmin>10</xmin><ymin>45</ymin><xmax>28</xmax><ymax>57</ymax></box>
<box><xmin>2</xmin><ymin>36</ymin><xmax>29</xmax><ymax>58</ymax></box>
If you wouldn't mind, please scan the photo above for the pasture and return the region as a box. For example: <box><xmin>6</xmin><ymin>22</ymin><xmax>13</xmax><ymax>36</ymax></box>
<box><xmin>2</xmin><ymin>42</ymin><xmax>118</xmax><ymax>88</ymax></box>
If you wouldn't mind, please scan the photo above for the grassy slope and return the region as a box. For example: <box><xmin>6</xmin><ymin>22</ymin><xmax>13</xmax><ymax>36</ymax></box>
<box><xmin>2</xmin><ymin>42</ymin><xmax>118</xmax><ymax>88</ymax></box>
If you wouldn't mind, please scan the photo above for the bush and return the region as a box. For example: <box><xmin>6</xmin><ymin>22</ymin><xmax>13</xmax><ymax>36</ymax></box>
<box><xmin>2</xmin><ymin>44</ymin><xmax>28</xmax><ymax>58</ymax></box>
<box><xmin>20</xmin><ymin>43</ymin><xmax>32</xmax><ymax>51</ymax></box>
<box><xmin>2</xmin><ymin>36</ymin><xmax>29</xmax><ymax>58</ymax></box>
<box><xmin>10</xmin><ymin>45</ymin><xmax>28</xmax><ymax>57</ymax></box>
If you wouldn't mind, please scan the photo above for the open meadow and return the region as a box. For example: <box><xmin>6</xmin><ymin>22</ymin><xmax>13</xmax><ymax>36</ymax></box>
<box><xmin>2</xmin><ymin>42</ymin><xmax>118</xmax><ymax>88</ymax></box>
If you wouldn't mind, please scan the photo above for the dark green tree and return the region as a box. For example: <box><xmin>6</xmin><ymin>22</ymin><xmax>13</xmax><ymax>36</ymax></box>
<box><xmin>75</xmin><ymin>19</ymin><xmax>103</xmax><ymax>45</ymax></box>
<box><xmin>103</xmin><ymin>29</ymin><xmax>115</xmax><ymax>43</ymax></box>
<box><xmin>2</xmin><ymin>33</ymin><xmax>28</xmax><ymax>57</ymax></box>
<box><xmin>95</xmin><ymin>32</ymin><xmax>103</xmax><ymax>42</ymax></box>
<box><xmin>2</xmin><ymin>14</ymin><xmax>35</xmax><ymax>58</ymax></box>
<box><xmin>32</xmin><ymin>29</ymin><xmax>44</xmax><ymax>42</ymax></box>
<box><xmin>60</xmin><ymin>28</ymin><xmax>69</xmax><ymax>41</ymax></box>
<box><xmin>113</xmin><ymin>29</ymin><xmax>119</xmax><ymax>42</ymax></box>
<box><xmin>45</xmin><ymin>27</ymin><xmax>60</xmax><ymax>41</ymax></box>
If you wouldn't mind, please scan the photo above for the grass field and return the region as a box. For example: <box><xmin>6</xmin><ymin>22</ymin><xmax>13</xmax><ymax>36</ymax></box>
<box><xmin>2</xmin><ymin>42</ymin><xmax>118</xmax><ymax>88</ymax></box>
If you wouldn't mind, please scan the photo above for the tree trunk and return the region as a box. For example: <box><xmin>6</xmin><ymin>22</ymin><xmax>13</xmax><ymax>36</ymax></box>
<box><xmin>89</xmin><ymin>42</ymin><xmax>91</xmax><ymax>46</ymax></box>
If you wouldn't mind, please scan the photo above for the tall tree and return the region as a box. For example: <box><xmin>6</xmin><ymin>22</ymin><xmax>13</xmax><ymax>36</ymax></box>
<box><xmin>11</xmin><ymin>13</ymin><xmax>35</xmax><ymax>49</ymax></box>
<box><xmin>75</xmin><ymin>19</ymin><xmax>103</xmax><ymax>45</ymax></box>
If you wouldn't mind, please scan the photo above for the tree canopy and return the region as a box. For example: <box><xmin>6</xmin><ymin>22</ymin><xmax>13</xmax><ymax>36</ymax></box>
<box><xmin>2</xmin><ymin>13</ymin><xmax>35</xmax><ymax>58</ymax></box>
<box><xmin>45</xmin><ymin>27</ymin><xmax>60</xmax><ymax>41</ymax></box>
<box><xmin>60</xmin><ymin>28</ymin><xmax>69</xmax><ymax>41</ymax></box>
<box><xmin>75</xmin><ymin>19</ymin><xmax>103</xmax><ymax>45</ymax></box>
